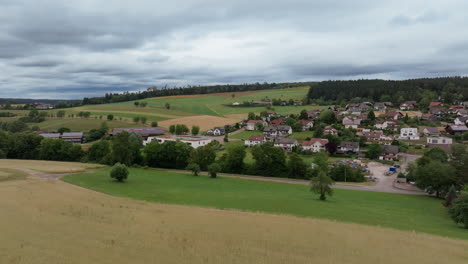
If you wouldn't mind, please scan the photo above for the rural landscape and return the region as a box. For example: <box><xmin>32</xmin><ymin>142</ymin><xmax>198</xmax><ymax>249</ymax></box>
<box><xmin>2</xmin><ymin>1</ymin><xmax>468</xmax><ymax>263</ymax></box>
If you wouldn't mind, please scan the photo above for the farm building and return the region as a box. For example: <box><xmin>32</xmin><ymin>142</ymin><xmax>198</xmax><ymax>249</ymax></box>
<box><xmin>38</xmin><ymin>132</ymin><xmax>83</xmax><ymax>144</ymax></box>
<box><xmin>144</xmin><ymin>135</ymin><xmax>212</xmax><ymax>148</ymax></box>
<box><xmin>109</xmin><ymin>127</ymin><xmax>165</xmax><ymax>139</ymax></box>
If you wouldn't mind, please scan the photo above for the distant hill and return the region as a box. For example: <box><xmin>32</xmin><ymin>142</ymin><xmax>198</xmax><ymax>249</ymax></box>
<box><xmin>0</xmin><ymin>98</ymin><xmax>80</xmax><ymax>105</ymax></box>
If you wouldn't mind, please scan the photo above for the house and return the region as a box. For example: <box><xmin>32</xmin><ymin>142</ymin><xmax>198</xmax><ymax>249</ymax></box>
<box><xmin>427</xmin><ymin>136</ymin><xmax>453</xmax><ymax>153</ymax></box>
<box><xmin>263</xmin><ymin>125</ymin><xmax>292</xmax><ymax>140</ymax></box>
<box><xmin>454</xmin><ymin>116</ymin><xmax>468</xmax><ymax>126</ymax></box>
<box><xmin>429</xmin><ymin>102</ymin><xmax>442</xmax><ymax>107</ymax></box>
<box><xmin>422</xmin><ymin>127</ymin><xmax>440</xmax><ymax>137</ymax></box>
<box><xmin>302</xmin><ymin>138</ymin><xmax>329</xmax><ymax>152</ymax></box>
<box><xmin>252</xmin><ymin>100</ymin><xmax>272</xmax><ymax>106</ymax></box>
<box><xmin>342</xmin><ymin>116</ymin><xmax>361</xmax><ymax>129</ymax></box>
<box><xmin>421</xmin><ymin>113</ymin><xmax>438</xmax><ymax>122</ymax></box>
<box><xmin>399</xmin><ymin>128</ymin><xmax>420</xmax><ymax>140</ymax></box>
<box><xmin>245</xmin><ymin>135</ymin><xmax>265</xmax><ymax>147</ymax></box>
<box><xmin>429</xmin><ymin>107</ymin><xmax>448</xmax><ymax>117</ymax></box>
<box><xmin>363</xmin><ymin>131</ymin><xmax>384</xmax><ymax>141</ymax></box>
<box><xmin>207</xmin><ymin>127</ymin><xmax>225</xmax><ymax>136</ymax></box>
<box><xmin>449</xmin><ymin>105</ymin><xmax>465</xmax><ymax>114</ymax></box>
<box><xmin>38</xmin><ymin>132</ymin><xmax>83</xmax><ymax>144</ymax></box>
<box><xmin>269</xmin><ymin>119</ymin><xmax>285</xmax><ymax>126</ymax></box>
<box><xmin>457</xmin><ymin>109</ymin><xmax>468</xmax><ymax>116</ymax></box>
<box><xmin>109</xmin><ymin>127</ymin><xmax>165</xmax><ymax>139</ymax></box>
<box><xmin>373</xmin><ymin>102</ymin><xmax>387</xmax><ymax>112</ymax></box>
<box><xmin>274</xmin><ymin>138</ymin><xmax>299</xmax><ymax>151</ymax></box>
<box><xmin>298</xmin><ymin>120</ymin><xmax>314</xmax><ymax>131</ymax></box>
<box><xmin>379</xmin><ymin>145</ymin><xmax>399</xmax><ymax>160</ymax></box>
<box><xmin>346</xmin><ymin>103</ymin><xmax>370</xmax><ymax>113</ymax></box>
<box><xmin>339</xmin><ymin>141</ymin><xmax>360</xmax><ymax>153</ymax></box>
<box><xmin>445</xmin><ymin>125</ymin><xmax>468</xmax><ymax>135</ymax></box>
<box><xmin>379</xmin><ymin>111</ymin><xmax>404</xmax><ymax>120</ymax></box>
<box><xmin>323</xmin><ymin>126</ymin><xmax>338</xmax><ymax>136</ymax></box>
<box><xmin>293</xmin><ymin>100</ymin><xmax>303</xmax><ymax>106</ymax></box>
<box><xmin>306</xmin><ymin>109</ymin><xmax>322</xmax><ymax>120</ymax></box>
<box><xmin>374</xmin><ymin>120</ymin><xmax>396</xmax><ymax>130</ymax></box>
<box><xmin>144</xmin><ymin>135</ymin><xmax>212</xmax><ymax>148</ymax></box>
<box><xmin>29</xmin><ymin>102</ymin><xmax>55</xmax><ymax>110</ymax></box>
<box><xmin>400</xmin><ymin>101</ymin><xmax>417</xmax><ymax>110</ymax></box>
<box><xmin>246</xmin><ymin>120</ymin><xmax>267</xmax><ymax>131</ymax></box>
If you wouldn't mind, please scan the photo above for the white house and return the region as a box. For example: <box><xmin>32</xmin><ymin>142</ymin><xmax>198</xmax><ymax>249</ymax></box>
<box><xmin>246</xmin><ymin>120</ymin><xmax>267</xmax><ymax>131</ymax></box>
<box><xmin>298</xmin><ymin>120</ymin><xmax>314</xmax><ymax>131</ymax></box>
<box><xmin>245</xmin><ymin>135</ymin><xmax>265</xmax><ymax>147</ymax></box>
<box><xmin>274</xmin><ymin>138</ymin><xmax>299</xmax><ymax>151</ymax></box>
<box><xmin>263</xmin><ymin>125</ymin><xmax>292</xmax><ymax>140</ymax></box>
<box><xmin>144</xmin><ymin>135</ymin><xmax>212</xmax><ymax>148</ymax></box>
<box><xmin>427</xmin><ymin>136</ymin><xmax>453</xmax><ymax>145</ymax></box>
<box><xmin>207</xmin><ymin>127</ymin><xmax>225</xmax><ymax>136</ymax></box>
<box><xmin>302</xmin><ymin>138</ymin><xmax>329</xmax><ymax>152</ymax></box>
<box><xmin>399</xmin><ymin>128</ymin><xmax>420</xmax><ymax>140</ymax></box>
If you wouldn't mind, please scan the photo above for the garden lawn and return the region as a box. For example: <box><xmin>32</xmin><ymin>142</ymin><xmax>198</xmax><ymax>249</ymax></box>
<box><xmin>63</xmin><ymin>167</ymin><xmax>468</xmax><ymax>240</ymax></box>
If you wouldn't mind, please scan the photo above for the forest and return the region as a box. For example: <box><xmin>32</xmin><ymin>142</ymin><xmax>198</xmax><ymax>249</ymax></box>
<box><xmin>307</xmin><ymin>77</ymin><xmax>468</xmax><ymax>105</ymax></box>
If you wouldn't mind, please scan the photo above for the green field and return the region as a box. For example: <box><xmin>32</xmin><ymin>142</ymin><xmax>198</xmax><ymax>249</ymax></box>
<box><xmin>230</xmin><ymin>130</ymin><xmax>263</xmax><ymax>139</ymax></box>
<box><xmin>63</xmin><ymin>167</ymin><xmax>468</xmax><ymax>240</ymax></box>
<box><xmin>32</xmin><ymin>118</ymin><xmax>142</xmax><ymax>132</ymax></box>
<box><xmin>288</xmin><ymin>131</ymin><xmax>314</xmax><ymax>141</ymax></box>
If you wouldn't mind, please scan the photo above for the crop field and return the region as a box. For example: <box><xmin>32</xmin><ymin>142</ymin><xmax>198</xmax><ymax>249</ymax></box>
<box><xmin>0</xmin><ymin>161</ymin><xmax>467</xmax><ymax>263</ymax></box>
<box><xmin>64</xmin><ymin>166</ymin><xmax>468</xmax><ymax>240</ymax></box>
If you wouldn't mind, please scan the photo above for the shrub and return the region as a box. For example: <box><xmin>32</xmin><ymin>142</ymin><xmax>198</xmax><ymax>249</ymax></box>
<box><xmin>110</xmin><ymin>163</ymin><xmax>129</xmax><ymax>182</ymax></box>
<box><xmin>186</xmin><ymin>163</ymin><xmax>200</xmax><ymax>176</ymax></box>
<box><xmin>208</xmin><ymin>163</ymin><xmax>221</xmax><ymax>178</ymax></box>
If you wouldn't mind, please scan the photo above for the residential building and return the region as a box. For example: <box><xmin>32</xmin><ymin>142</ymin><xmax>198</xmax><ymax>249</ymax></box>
<box><xmin>449</xmin><ymin>105</ymin><xmax>464</xmax><ymax>114</ymax></box>
<box><xmin>399</xmin><ymin>128</ymin><xmax>420</xmax><ymax>140</ymax></box>
<box><xmin>274</xmin><ymin>138</ymin><xmax>299</xmax><ymax>151</ymax></box>
<box><xmin>293</xmin><ymin>100</ymin><xmax>303</xmax><ymax>106</ymax></box>
<box><xmin>245</xmin><ymin>135</ymin><xmax>265</xmax><ymax>147</ymax></box>
<box><xmin>429</xmin><ymin>102</ymin><xmax>442</xmax><ymax>107</ymax></box>
<box><xmin>373</xmin><ymin>102</ymin><xmax>387</xmax><ymax>112</ymax></box>
<box><xmin>379</xmin><ymin>111</ymin><xmax>404</xmax><ymax>120</ymax></box>
<box><xmin>302</xmin><ymin>138</ymin><xmax>329</xmax><ymax>152</ymax></box>
<box><xmin>422</xmin><ymin>127</ymin><xmax>440</xmax><ymax>137</ymax></box>
<box><xmin>263</xmin><ymin>125</ymin><xmax>292</xmax><ymax>140</ymax></box>
<box><xmin>269</xmin><ymin>119</ymin><xmax>285</xmax><ymax>126</ymax></box>
<box><xmin>445</xmin><ymin>125</ymin><xmax>468</xmax><ymax>135</ymax></box>
<box><xmin>421</xmin><ymin>113</ymin><xmax>438</xmax><ymax>122</ymax></box>
<box><xmin>323</xmin><ymin>126</ymin><xmax>338</xmax><ymax>136</ymax></box>
<box><xmin>379</xmin><ymin>145</ymin><xmax>399</xmax><ymax>160</ymax></box>
<box><xmin>429</xmin><ymin>107</ymin><xmax>448</xmax><ymax>117</ymax></box>
<box><xmin>306</xmin><ymin>109</ymin><xmax>322</xmax><ymax>120</ymax></box>
<box><xmin>207</xmin><ymin>127</ymin><xmax>225</xmax><ymax>136</ymax></box>
<box><xmin>399</xmin><ymin>101</ymin><xmax>417</xmax><ymax>110</ymax></box>
<box><xmin>342</xmin><ymin>116</ymin><xmax>361</xmax><ymax>129</ymax></box>
<box><xmin>246</xmin><ymin>120</ymin><xmax>267</xmax><ymax>131</ymax></box>
<box><xmin>339</xmin><ymin>141</ymin><xmax>360</xmax><ymax>153</ymax></box>
<box><xmin>298</xmin><ymin>120</ymin><xmax>314</xmax><ymax>131</ymax></box>
<box><xmin>427</xmin><ymin>136</ymin><xmax>453</xmax><ymax>153</ymax></box>
<box><xmin>454</xmin><ymin>116</ymin><xmax>468</xmax><ymax>126</ymax></box>
<box><xmin>144</xmin><ymin>135</ymin><xmax>212</xmax><ymax>148</ymax></box>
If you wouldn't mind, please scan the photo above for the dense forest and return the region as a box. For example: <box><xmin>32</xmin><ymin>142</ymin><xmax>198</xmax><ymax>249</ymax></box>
<box><xmin>82</xmin><ymin>82</ymin><xmax>315</xmax><ymax>105</ymax></box>
<box><xmin>307</xmin><ymin>77</ymin><xmax>468</xmax><ymax>105</ymax></box>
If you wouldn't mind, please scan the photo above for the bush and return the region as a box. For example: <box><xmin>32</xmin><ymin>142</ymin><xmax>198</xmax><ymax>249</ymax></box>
<box><xmin>186</xmin><ymin>163</ymin><xmax>200</xmax><ymax>176</ymax></box>
<box><xmin>110</xmin><ymin>163</ymin><xmax>129</xmax><ymax>182</ymax></box>
<box><xmin>208</xmin><ymin>163</ymin><xmax>221</xmax><ymax>178</ymax></box>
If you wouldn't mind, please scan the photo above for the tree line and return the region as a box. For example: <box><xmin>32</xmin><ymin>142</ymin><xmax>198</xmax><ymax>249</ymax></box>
<box><xmin>307</xmin><ymin>77</ymin><xmax>468</xmax><ymax>105</ymax></box>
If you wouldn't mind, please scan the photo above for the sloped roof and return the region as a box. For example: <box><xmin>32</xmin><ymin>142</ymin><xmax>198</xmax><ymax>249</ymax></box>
<box><xmin>302</xmin><ymin>138</ymin><xmax>329</xmax><ymax>146</ymax></box>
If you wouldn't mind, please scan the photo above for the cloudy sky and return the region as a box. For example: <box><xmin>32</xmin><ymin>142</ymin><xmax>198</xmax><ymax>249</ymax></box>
<box><xmin>1</xmin><ymin>0</ymin><xmax>468</xmax><ymax>99</ymax></box>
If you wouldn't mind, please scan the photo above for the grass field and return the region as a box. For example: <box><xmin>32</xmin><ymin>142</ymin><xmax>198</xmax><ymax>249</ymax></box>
<box><xmin>63</xmin><ymin>167</ymin><xmax>468</xmax><ymax>240</ymax></box>
<box><xmin>230</xmin><ymin>130</ymin><xmax>263</xmax><ymax>139</ymax></box>
<box><xmin>0</xmin><ymin>159</ymin><xmax>104</xmax><ymax>174</ymax></box>
<box><xmin>32</xmin><ymin>118</ymin><xmax>142</xmax><ymax>132</ymax></box>
<box><xmin>0</xmin><ymin>168</ymin><xmax>28</xmax><ymax>182</ymax></box>
<box><xmin>1</xmin><ymin>170</ymin><xmax>467</xmax><ymax>263</ymax></box>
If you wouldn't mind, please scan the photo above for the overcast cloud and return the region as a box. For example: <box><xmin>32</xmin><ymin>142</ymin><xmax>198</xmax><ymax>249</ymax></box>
<box><xmin>1</xmin><ymin>0</ymin><xmax>467</xmax><ymax>99</ymax></box>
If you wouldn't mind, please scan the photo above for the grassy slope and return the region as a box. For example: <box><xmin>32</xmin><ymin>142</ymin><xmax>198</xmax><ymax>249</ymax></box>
<box><xmin>3</xmin><ymin>174</ymin><xmax>468</xmax><ymax>264</ymax></box>
<box><xmin>63</xmin><ymin>167</ymin><xmax>468</xmax><ymax>240</ymax></box>
<box><xmin>230</xmin><ymin>130</ymin><xmax>263</xmax><ymax>139</ymax></box>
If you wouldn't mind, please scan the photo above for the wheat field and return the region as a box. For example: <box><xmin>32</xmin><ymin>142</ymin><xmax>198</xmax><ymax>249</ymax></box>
<box><xmin>1</xmin><ymin>172</ymin><xmax>467</xmax><ymax>264</ymax></box>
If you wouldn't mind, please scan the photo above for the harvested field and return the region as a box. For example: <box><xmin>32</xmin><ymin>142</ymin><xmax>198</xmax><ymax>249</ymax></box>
<box><xmin>1</xmin><ymin>172</ymin><xmax>468</xmax><ymax>264</ymax></box>
<box><xmin>158</xmin><ymin>115</ymin><xmax>242</xmax><ymax>131</ymax></box>
<box><xmin>0</xmin><ymin>159</ymin><xmax>104</xmax><ymax>174</ymax></box>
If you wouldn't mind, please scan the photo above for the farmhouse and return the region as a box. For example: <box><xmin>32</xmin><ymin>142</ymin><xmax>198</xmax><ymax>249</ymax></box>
<box><xmin>245</xmin><ymin>135</ymin><xmax>265</xmax><ymax>147</ymax></box>
<box><xmin>399</xmin><ymin>128</ymin><xmax>420</xmax><ymax>140</ymax></box>
<box><xmin>274</xmin><ymin>138</ymin><xmax>299</xmax><ymax>151</ymax></box>
<box><xmin>109</xmin><ymin>127</ymin><xmax>165</xmax><ymax>139</ymax></box>
<box><xmin>246</xmin><ymin>120</ymin><xmax>267</xmax><ymax>131</ymax></box>
<box><xmin>144</xmin><ymin>135</ymin><xmax>212</xmax><ymax>148</ymax></box>
<box><xmin>302</xmin><ymin>138</ymin><xmax>329</xmax><ymax>152</ymax></box>
<box><xmin>38</xmin><ymin>132</ymin><xmax>84</xmax><ymax>144</ymax></box>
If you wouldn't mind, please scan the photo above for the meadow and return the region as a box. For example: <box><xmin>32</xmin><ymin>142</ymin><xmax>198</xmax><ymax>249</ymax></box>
<box><xmin>2</xmin><ymin>167</ymin><xmax>467</xmax><ymax>264</ymax></box>
<box><xmin>63</xmin><ymin>166</ymin><xmax>468</xmax><ymax>240</ymax></box>
<box><xmin>32</xmin><ymin>118</ymin><xmax>142</xmax><ymax>132</ymax></box>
